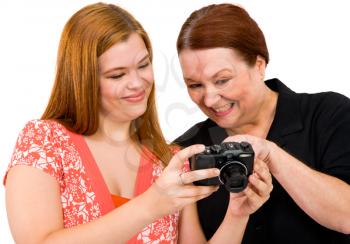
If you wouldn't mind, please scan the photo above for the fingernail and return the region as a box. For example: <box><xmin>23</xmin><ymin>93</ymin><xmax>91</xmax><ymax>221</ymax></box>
<box><xmin>250</xmin><ymin>174</ymin><xmax>257</xmax><ymax>181</ymax></box>
<box><xmin>198</xmin><ymin>144</ymin><xmax>205</xmax><ymax>151</ymax></box>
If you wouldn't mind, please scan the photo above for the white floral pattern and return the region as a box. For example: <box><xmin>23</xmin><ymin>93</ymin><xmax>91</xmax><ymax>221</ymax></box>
<box><xmin>6</xmin><ymin>120</ymin><xmax>181</xmax><ymax>243</ymax></box>
<box><xmin>134</xmin><ymin>162</ymin><xmax>180</xmax><ymax>243</ymax></box>
<box><xmin>7</xmin><ymin>120</ymin><xmax>101</xmax><ymax>227</ymax></box>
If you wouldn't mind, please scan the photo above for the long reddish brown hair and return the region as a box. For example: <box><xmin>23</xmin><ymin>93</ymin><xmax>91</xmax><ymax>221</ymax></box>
<box><xmin>42</xmin><ymin>3</ymin><xmax>172</xmax><ymax>165</ymax></box>
<box><xmin>177</xmin><ymin>4</ymin><xmax>269</xmax><ymax>66</ymax></box>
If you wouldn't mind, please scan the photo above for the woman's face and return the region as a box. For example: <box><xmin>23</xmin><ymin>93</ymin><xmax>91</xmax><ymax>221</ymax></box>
<box><xmin>98</xmin><ymin>33</ymin><xmax>154</xmax><ymax>123</ymax></box>
<box><xmin>178</xmin><ymin>48</ymin><xmax>267</xmax><ymax>130</ymax></box>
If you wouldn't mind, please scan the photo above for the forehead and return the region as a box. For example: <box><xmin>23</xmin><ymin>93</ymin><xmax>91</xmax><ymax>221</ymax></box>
<box><xmin>179</xmin><ymin>48</ymin><xmax>243</xmax><ymax>80</ymax></box>
<box><xmin>98</xmin><ymin>33</ymin><xmax>149</xmax><ymax>71</ymax></box>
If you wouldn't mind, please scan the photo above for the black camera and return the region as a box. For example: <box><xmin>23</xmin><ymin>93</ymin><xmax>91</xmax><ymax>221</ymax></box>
<box><xmin>190</xmin><ymin>141</ymin><xmax>254</xmax><ymax>193</ymax></box>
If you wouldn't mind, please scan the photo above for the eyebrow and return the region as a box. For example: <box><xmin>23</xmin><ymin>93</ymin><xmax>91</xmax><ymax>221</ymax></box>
<box><xmin>184</xmin><ymin>68</ymin><xmax>232</xmax><ymax>83</ymax></box>
<box><xmin>211</xmin><ymin>68</ymin><xmax>232</xmax><ymax>79</ymax></box>
<box><xmin>102</xmin><ymin>54</ymin><xmax>150</xmax><ymax>75</ymax></box>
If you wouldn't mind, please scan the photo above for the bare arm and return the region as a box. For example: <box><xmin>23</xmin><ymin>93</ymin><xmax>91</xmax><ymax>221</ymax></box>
<box><xmin>178</xmin><ymin>204</ymin><xmax>207</xmax><ymax>244</ymax></box>
<box><xmin>178</xmin><ymin>203</ymin><xmax>249</xmax><ymax>244</ymax></box>
<box><xmin>6</xmin><ymin>145</ymin><xmax>219</xmax><ymax>244</ymax></box>
<box><xmin>225</xmin><ymin>134</ymin><xmax>350</xmax><ymax>234</ymax></box>
<box><xmin>270</xmin><ymin>143</ymin><xmax>350</xmax><ymax>234</ymax></box>
<box><xmin>6</xmin><ymin>166</ymin><xmax>160</xmax><ymax>244</ymax></box>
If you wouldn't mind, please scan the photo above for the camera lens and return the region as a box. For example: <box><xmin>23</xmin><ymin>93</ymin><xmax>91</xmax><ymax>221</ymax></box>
<box><xmin>219</xmin><ymin>161</ymin><xmax>248</xmax><ymax>193</ymax></box>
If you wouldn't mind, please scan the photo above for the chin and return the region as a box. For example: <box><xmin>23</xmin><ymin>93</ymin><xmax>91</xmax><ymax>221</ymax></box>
<box><xmin>128</xmin><ymin>106</ymin><xmax>148</xmax><ymax>119</ymax></box>
<box><xmin>207</xmin><ymin>115</ymin><xmax>236</xmax><ymax>129</ymax></box>
<box><xmin>214</xmin><ymin>120</ymin><xmax>234</xmax><ymax>129</ymax></box>
<box><xmin>104</xmin><ymin>105</ymin><xmax>147</xmax><ymax>123</ymax></box>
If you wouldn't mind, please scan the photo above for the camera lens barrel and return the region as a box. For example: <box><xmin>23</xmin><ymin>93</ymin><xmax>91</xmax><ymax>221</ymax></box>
<box><xmin>219</xmin><ymin>161</ymin><xmax>249</xmax><ymax>193</ymax></box>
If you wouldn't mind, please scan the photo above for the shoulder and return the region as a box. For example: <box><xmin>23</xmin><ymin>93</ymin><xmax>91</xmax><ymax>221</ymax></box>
<box><xmin>13</xmin><ymin>119</ymin><xmax>73</xmax><ymax>165</ymax></box>
<box><xmin>24</xmin><ymin>119</ymin><xmax>72</xmax><ymax>140</ymax></box>
<box><xmin>174</xmin><ymin>118</ymin><xmax>228</xmax><ymax>147</ymax></box>
<box><xmin>5</xmin><ymin>119</ymin><xmax>70</xmax><ymax>185</ymax></box>
<box><xmin>299</xmin><ymin>91</ymin><xmax>350</xmax><ymax>120</ymax></box>
<box><xmin>22</xmin><ymin>119</ymin><xmax>67</xmax><ymax>133</ymax></box>
<box><xmin>173</xmin><ymin>119</ymin><xmax>212</xmax><ymax>147</ymax></box>
<box><xmin>294</xmin><ymin>91</ymin><xmax>350</xmax><ymax>154</ymax></box>
<box><xmin>300</xmin><ymin>91</ymin><xmax>350</xmax><ymax>105</ymax></box>
<box><xmin>271</xmin><ymin>79</ymin><xmax>350</xmax><ymax>127</ymax></box>
<box><xmin>268</xmin><ymin>79</ymin><xmax>350</xmax><ymax>113</ymax></box>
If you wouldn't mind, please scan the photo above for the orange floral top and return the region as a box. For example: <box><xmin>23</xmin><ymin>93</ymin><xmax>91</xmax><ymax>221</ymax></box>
<box><xmin>4</xmin><ymin>120</ymin><xmax>184</xmax><ymax>243</ymax></box>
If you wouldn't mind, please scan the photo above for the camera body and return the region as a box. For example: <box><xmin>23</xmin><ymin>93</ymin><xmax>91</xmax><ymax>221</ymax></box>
<box><xmin>190</xmin><ymin>141</ymin><xmax>254</xmax><ymax>193</ymax></box>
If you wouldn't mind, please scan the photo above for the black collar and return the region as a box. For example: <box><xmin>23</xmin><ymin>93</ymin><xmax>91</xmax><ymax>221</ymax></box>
<box><xmin>266</xmin><ymin>79</ymin><xmax>303</xmax><ymax>146</ymax></box>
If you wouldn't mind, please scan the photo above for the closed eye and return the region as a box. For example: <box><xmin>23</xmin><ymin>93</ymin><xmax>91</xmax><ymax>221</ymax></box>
<box><xmin>187</xmin><ymin>83</ymin><xmax>202</xmax><ymax>89</ymax></box>
<box><xmin>138</xmin><ymin>62</ymin><xmax>150</xmax><ymax>69</ymax></box>
<box><xmin>109</xmin><ymin>73</ymin><xmax>125</xmax><ymax>79</ymax></box>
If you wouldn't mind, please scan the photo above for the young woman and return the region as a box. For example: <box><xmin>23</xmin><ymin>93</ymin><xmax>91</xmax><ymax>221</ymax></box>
<box><xmin>4</xmin><ymin>3</ymin><xmax>272</xmax><ymax>244</ymax></box>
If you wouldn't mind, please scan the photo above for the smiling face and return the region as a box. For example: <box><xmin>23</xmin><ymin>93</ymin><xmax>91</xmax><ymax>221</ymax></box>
<box><xmin>179</xmin><ymin>48</ymin><xmax>268</xmax><ymax>131</ymax></box>
<box><xmin>98</xmin><ymin>33</ymin><xmax>154</xmax><ymax>123</ymax></box>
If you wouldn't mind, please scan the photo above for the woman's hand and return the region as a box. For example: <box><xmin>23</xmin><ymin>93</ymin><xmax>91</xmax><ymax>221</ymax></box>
<box><xmin>223</xmin><ymin>134</ymin><xmax>278</xmax><ymax>173</ymax></box>
<box><xmin>227</xmin><ymin>158</ymin><xmax>273</xmax><ymax>217</ymax></box>
<box><xmin>149</xmin><ymin>144</ymin><xmax>220</xmax><ymax>218</ymax></box>
<box><xmin>223</xmin><ymin>135</ymin><xmax>274</xmax><ymax>217</ymax></box>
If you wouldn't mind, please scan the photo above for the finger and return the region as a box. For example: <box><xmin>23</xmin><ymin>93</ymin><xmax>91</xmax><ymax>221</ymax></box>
<box><xmin>224</xmin><ymin>135</ymin><xmax>271</xmax><ymax>164</ymax></box>
<box><xmin>178</xmin><ymin>185</ymin><xmax>219</xmax><ymax>198</ymax></box>
<box><xmin>241</xmin><ymin>186</ymin><xmax>263</xmax><ymax>210</ymax></box>
<box><xmin>223</xmin><ymin>135</ymin><xmax>251</xmax><ymax>143</ymax></box>
<box><xmin>252</xmin><ymin>140</ymin><xmax>271</xmax><ymax>163</ymax></box>
<box><xmin>254</xmin><ymin>159</ymin><xmax>272</xmax><ymax>185</ymax></box>
<box><xmin>180</xmin><ymin>186</ymin><xmax>220</xmax><ymax>205</ymax></box>
<box><xmin>180</xmin><ymin>192</ymin><xmax>217</xmax><ymax>207</ymax></box>
<box><xmin>180</xmin><ymin>168</ymin><xmax>220</xmax><ymax>184</ymax></box>
<box><xmin>228</xmin><ymin>191</ymin><xmax>245</xmax><ymax>199</ymax></box>
<box><xmin>248</xmin><ymin>172</ymin><xmax>273</xmax><ymax>197</ymax></box>
<box><xmin>193</xmin><ymin>192</ymin><xmax>216</xmax><ymax>202</ymax></box>
<box><xmin>168</xmin><ymin>144</ymin><xmax>205</xmax><ymax>170</ymax></box>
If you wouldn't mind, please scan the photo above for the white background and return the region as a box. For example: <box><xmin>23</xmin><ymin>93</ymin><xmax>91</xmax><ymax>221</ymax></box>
<box><xmin>1</xmin><ymin>0</ymin><xmax>349</xmax><ymax>242</ymax></box>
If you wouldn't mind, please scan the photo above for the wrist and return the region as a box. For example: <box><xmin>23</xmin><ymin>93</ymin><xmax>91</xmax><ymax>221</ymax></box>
<box><xmin>224</xmin><ymin>212</ymin><xmax>250</xmax><ymax>227</ymax></box>
<box><xmin>142</xmin><ymin>183</ymin><xmax>170</xmax><ymax>219</ymax></box>
<box><xmin>138</xmin><ymin>185</ymin><xmax>164</xmax><ymax>221</ymax></box>
<box><xmin>267</xmin><ymin>141</ymin><xmax>282</xmax><ymax>175</ymax></box>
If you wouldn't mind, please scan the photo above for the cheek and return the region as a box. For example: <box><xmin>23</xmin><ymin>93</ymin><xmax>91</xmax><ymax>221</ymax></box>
<box><xmin>100</xmin><ymin>82</ymin><xmax>121</xmax><ymax>101</ymax></box>
<box><xmin>235</xmin><ymin>88</ymin><xmax>259</xmax><ymax>112</ymax></box>
<box><xmin>188</xmin><ymin>90</ymin><xmax>203</xmax><ymax>105</ymax></box>
<box><xmin>224</xmin><ymin>78</ymin><xmax>249</xmax><ymax>100</ymax></box>
<box><xmin>141</xmin><ymin>68</ymin><xmax>154</xmax><ymax>87</ymax></box>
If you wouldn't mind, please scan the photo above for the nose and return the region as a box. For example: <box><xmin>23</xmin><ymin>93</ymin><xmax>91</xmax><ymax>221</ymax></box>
<box><xmin>127</xmin><ymin>70</ymin><xmax>143</xmax><ymax>89</ymax></box>
<box><xmin>203</xmin><ymin>87</ymin><xmax>220</xmax><ymax>107</ymax></box>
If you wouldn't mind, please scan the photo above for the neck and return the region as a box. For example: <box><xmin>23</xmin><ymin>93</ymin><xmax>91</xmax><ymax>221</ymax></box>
<box><xmin>227</xmin><ymin>88</ymin><xmax>278</xmax><ymax>138</ymax></box>
<box><xmin>92</xmin><ymin>113</ymin><xmax>134</xmax><ymax>146</ymax></box>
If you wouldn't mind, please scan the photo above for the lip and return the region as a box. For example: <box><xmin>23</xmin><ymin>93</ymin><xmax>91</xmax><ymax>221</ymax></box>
<box><xmin>122</xmin><ymin>91</ymin><xmax>146</xmax><ymax>103</ymax></box>
<box><xmin>211</xmin><ymin>103</ymin><xmax>234</xmax><ymax>117</ymax></box>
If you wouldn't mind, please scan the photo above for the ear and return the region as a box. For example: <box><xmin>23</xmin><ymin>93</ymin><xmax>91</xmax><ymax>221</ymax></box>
<box><xmin>255</xmin><ymin>55</ymin><xmax>266</xmax><ymax>79</ymax></box>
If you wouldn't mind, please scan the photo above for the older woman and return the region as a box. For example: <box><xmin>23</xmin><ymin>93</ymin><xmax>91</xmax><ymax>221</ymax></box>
<box><xmin>175</xmin><ymin>3</ymin><xmax>350</xmax><ymax>244</ymax></box>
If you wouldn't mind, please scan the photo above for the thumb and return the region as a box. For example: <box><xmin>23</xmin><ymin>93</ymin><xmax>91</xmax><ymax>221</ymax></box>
<box><xmin>167</xmin><ymin>144</ymin><xmax>205</xmax><ymax>170</ymax></box>
<box><xmin>223</xmin><ymin>135</ymin><xmax>252</xmax><ymax>144</ymax></box>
